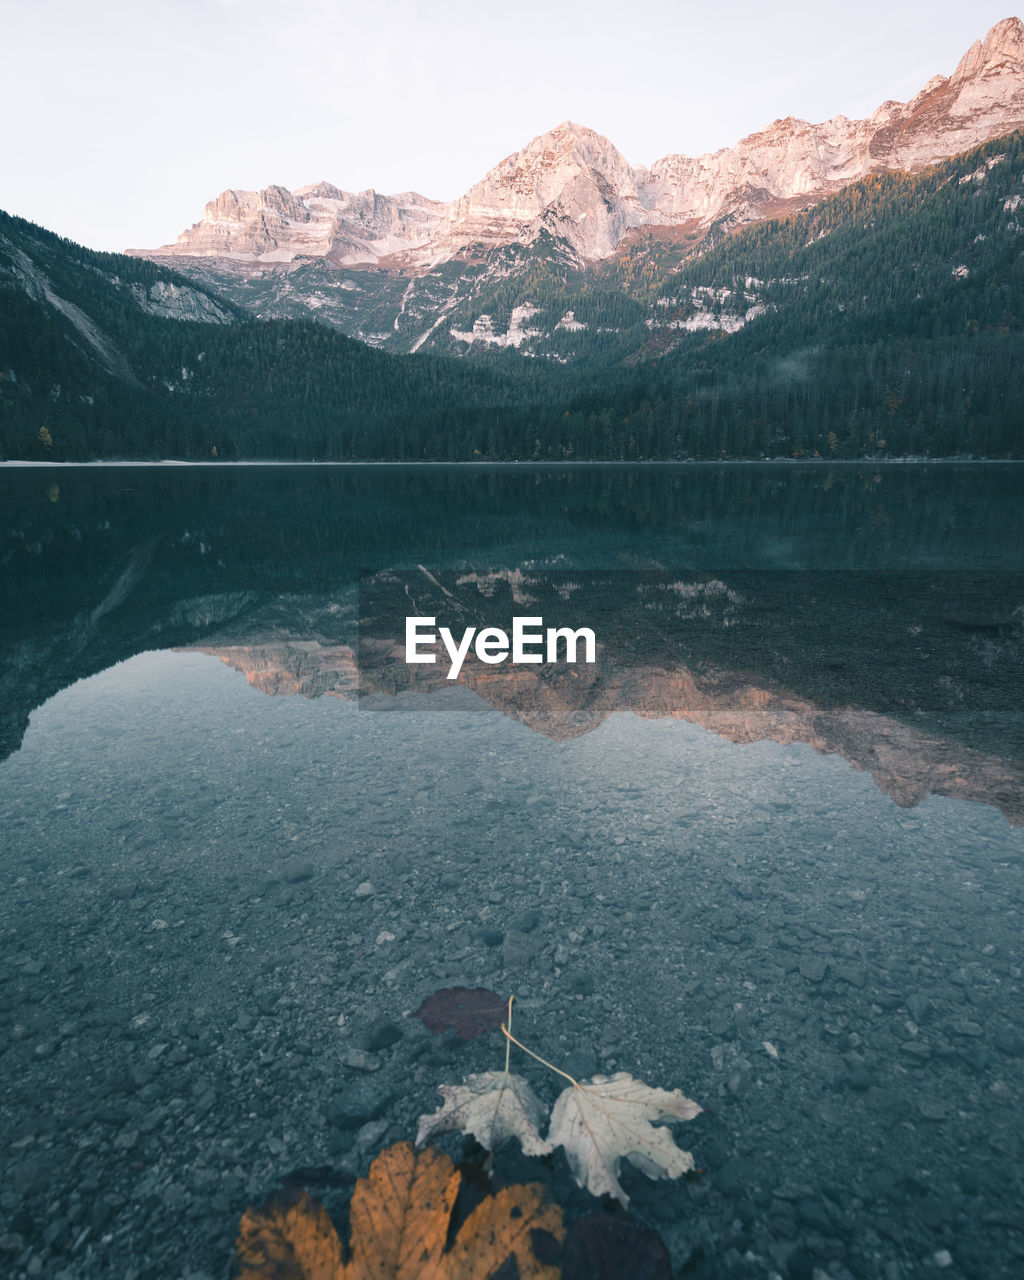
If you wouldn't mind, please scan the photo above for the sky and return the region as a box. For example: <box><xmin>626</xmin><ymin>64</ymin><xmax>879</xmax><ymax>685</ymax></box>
<box><xmin>2</xmin><ymin>0</ymin><xmax>1020</xmax><ymax>251</ymax></box>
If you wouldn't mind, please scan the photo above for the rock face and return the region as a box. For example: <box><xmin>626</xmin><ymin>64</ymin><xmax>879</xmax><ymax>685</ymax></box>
<box><xmin>140</xmin><ymin>19</ymin><xmax>1024</xmax><ymax>267</ymax></box>
<box><xmin>643</xmin><ymin>18</ymin><xmax>1024</xmax><ymax>229</ymax></box>
<box><xmin>127</xmin><ymin>279</ymin><xmax>236</xmax><ymax>323</ymax></box>
<box><xmin>146</xmin><ymin>183</ymin><xmax>446</xmax><ymax>265</ymax></box>
<box><xmin>432</xmin><ymin>123</ymin><xmax>649</xmax><ymax>262</ymax></box>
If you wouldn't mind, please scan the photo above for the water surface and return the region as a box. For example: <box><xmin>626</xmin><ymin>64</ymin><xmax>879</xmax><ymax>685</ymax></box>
<box><xmin>1</xmin><ymin>463</ymin><xmax>1022</xmax><ymax>1279</ymax></box>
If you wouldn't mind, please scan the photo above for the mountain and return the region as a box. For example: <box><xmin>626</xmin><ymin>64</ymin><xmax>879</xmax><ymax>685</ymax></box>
<box><xmin>0</xmin><ymin>208</ymin><xmax>555</xmax><ymax>461</ymax></box>
<box><xmin>133</xmin><ymin>18</ymin><xmax>1024</xmax><ymax>353</ymax></box>
<box><xmin>7</xmin><ymin>17</ymin><xmax>1024</xmax><ymax>462</ymax></box>
<box><xmin>644</xmin><ymin>15</ymin><xmax>1024</xmax><ymax>228</ymax></box>
<box><xmin>4</xmin><ymin>116</ymin><xmax>1024</xmax><ymax>460</ymax></box>
<box><xmin>152</xmin><ymin>183</ymin><xmax>447</xmax><ymax>266</ymax></box>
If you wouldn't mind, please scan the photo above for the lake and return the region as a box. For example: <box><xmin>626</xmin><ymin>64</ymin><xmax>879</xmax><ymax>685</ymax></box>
<box><xmin>1</xmin><ymin>462</ymin><xmax>1023</xmax><ymax>1280</ymax></box>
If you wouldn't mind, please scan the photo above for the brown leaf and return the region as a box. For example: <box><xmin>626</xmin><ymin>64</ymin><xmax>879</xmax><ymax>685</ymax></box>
<box><xmin>234</xmin><ymin>1141</ymin><xmax>564</xmax><ymax>1280</ymax></box>
<box><xmin>235</xmin><ymin>1187</ymin><xmax>344</xmax><ymax>1280</ymax></box>
<box><xmin>441</xmin><ymin>1181</ymin><xmax>564</xmax><ymax>1280</ymax></box>
<box><xmin>413</xmin><ymin>987</ymin><xmax>507</xmax><ymax>1040</ymax></box>
<box><xmin>345</xmin><ymin>1141</ymin><xmax>459</xmax><ymax>1279</ymax></box>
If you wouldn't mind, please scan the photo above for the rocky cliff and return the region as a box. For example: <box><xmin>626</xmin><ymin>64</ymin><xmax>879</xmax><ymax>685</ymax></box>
<box><xmin>145</xmin><ymin>183</ymin><xmax>445</xmax><ymax>265</ymax></box>
<box><xmin>140</xmin><ymin>18</ymin><xmax>1024</xmax><ymax>269</ymax></box>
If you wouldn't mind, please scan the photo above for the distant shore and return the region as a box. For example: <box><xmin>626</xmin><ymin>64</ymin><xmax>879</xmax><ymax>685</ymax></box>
<box><xmin>2</xmin><ymin>457</ymin><xmax>1021</xmax><ymax>469</ymax></box>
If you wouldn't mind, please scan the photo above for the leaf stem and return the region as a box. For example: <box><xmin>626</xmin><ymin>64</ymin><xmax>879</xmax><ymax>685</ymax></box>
<box><xmin>504</xmin><ymin>994</ymin><xmax>514</xmax><ymax>1075</ymax></box>
<box><xmin>501</xmin><ymin>1024</ymin><xmax>579</xmax><ymax>1087</ymax></box>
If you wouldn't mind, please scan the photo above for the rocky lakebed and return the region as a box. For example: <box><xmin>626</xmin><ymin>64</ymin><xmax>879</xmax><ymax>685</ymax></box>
<box><xmin>1</xmin><ymin>653</ymin><xmax>1022</xmax><ymax>1280</ymax></box>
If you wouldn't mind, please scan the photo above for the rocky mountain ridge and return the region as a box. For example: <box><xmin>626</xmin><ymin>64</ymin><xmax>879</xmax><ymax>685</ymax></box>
<box><xmin>140</xmin><ymin>18</ymin><xmax>1024</xmax><ymax>271</ymax></box>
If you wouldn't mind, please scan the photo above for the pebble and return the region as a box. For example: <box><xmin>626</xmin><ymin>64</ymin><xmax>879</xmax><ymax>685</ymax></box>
<box><xmin>833</xmin><ymin>964</ymin><xmax>866</xmax><ymax>987</ymax></box>
<box><xmin>799</xmin><ymin>957</ymin><xmax>828</xmax><ymax>982</ymax></box>
<box><xmin>340</xmin><ymin>1048</ymin><xmax>382</xmax><ymax>1072</ymax></box>
<box><xmin>327</xmin><ymin>1083</ymin><xmax>391</xmax><ymax>1131</ymax></box>
<box><xmin>994</xmin><ymin>1028</ymin><xmax>1024</xmax><ymax>1056</ymax></box>
<box><xmin>354</xmin><ymin>882</ymin><xmax>375</xmax><ymax>898</ymax></box>
<box><xmin>283</xmin><ymin>861</ymin><xmax>315</xmax><ymax>884</ymax></box>
<box><xmin>362</xmin><ymin>1019</ymin><xmax>403</xmax><ymax>1052</ymax></box>
<box><xmin>906</xmin><ymin>993</ymin><xmax>931</xmax><ymax>1023</ymax></box>
<box><xmin>511</xmin><ymin>909</ymin><xmax>542</xmax><ymax>933</ymax></box>
<box><xmin>502</xmin><ymin>931</ymin><xmax>543</xmax><ymax>967</ymax></box>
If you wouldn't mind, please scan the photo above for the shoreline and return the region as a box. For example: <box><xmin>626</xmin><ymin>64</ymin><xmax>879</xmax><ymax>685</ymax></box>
<box><xmin>2</xmin><ymin>457</ymin><xmax>1022</xmax><ymax>469</ymax></box>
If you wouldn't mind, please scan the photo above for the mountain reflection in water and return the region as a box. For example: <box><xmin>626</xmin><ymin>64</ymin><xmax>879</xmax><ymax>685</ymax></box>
<box><xmin>2</xmin><ymin>462</ymin><xmax>1024</xmax><ymax>1280</ymax></box>
<box><xmin>184</xmin><ymin>564</ymin><xmax>1023</xmax><ymax>824</ymax></box>
<box><xmin>2</xmin><ymin>464</ymin><xmax>1022</xmax><ymax>823</ymax></box>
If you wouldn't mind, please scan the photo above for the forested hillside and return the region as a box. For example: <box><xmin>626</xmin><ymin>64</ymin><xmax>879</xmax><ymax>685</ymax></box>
<box><xmin>2</xmin><ymin>131</ymin><xmax>1024</xmax><ymax>460</ymax></box>
<box><xmin>499</xmin><ymin>130</ymin><xmax>1024</xmax><ymax>459</ymax></box>
<box><xmin>0</xmin><ymin>210</ymin><xmax>558</xmax><ymax>459</ymax></box>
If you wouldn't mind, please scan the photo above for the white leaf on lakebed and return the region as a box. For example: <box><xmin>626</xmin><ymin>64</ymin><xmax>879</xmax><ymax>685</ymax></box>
<box><xmin>547</xmin><ymin>1072</ymin><xmax>702</xmax><ymax>1207</ymax></box>
<box><xmin>416</xmin><ymin>1071</ymin><xmax>552</xmax><ymax>1157</ymax></box>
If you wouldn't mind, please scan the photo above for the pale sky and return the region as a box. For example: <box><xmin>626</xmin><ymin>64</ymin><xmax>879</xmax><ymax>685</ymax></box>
<box><xmin>2</xmin><ymin>1</ymin><xmax>1019</xmax><ymax>251</ymax></box>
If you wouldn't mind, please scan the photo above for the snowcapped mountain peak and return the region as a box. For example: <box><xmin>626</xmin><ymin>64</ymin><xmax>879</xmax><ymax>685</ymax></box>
<box><xmin>141</xmin><ymin>17</ymin><xmax>1024</xmax><ymax>270</ymax></box>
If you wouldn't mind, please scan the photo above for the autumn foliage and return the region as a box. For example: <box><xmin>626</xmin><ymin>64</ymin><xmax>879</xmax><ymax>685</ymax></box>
<box><xmin>235</xmin><ymin>1141</ymin><xmax>563</xmax><ymax>1280</ymax></box>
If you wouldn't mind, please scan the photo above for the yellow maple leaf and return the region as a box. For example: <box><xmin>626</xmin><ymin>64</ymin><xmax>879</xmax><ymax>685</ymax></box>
<box><xmin>235</xmin><ymin>1141</ymin><xmax>563</xmax><ymax>1280</ymax></box>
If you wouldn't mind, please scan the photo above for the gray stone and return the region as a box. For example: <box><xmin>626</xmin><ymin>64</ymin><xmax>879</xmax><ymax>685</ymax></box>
<box><xmin>502</xmin><ymin>931</ymin><xmax>543</xmax><ymax>967</ymax></box>
<box><xmin>328</xmin><ymin>1083</ymin><xmax>391</xmax><ymax>1131</ymax></box>
<box><xmin>798</xmin><ymin>956</ymin><xmax>828</xmax><ymax>982</ymax></box>
<box><xmin>284</xmin><ymin>861</ymin><xmax>315</xmax><ymax>884</ymax></box>
<box><xmin>194</xmin><ymin>1090</ymin><xmax>218</xmax><ymax>1118</ymax></box>
<box><xmin>833</xmin><ymin>964</ymin><xmax>866</xmax><ymax>987</ymax></box>
<box><xmin>906</xmin><ymin>993</ymin><xmax>931</xmax><ymax>1023</ymax></box>
<box><xmin>362</xmin><ymin>1019</ymin><xmax>403</xmax><ymax>1052</ymax></box>
<box><xmin>994</xmin><ymin>1028</ymin><xmax>1024</xmax><ymax>1056</ymax></box>
<box><xmin>340</xmin><ymin>1047</ymin><xmax>382</xmax><ymax>1072</ymax></box>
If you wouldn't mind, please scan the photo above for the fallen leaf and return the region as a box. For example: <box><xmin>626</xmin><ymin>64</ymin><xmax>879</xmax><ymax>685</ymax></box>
<box><xmin>413</xmin><ymin>988</ymin><xmax>507</xmax><ymax>1040</ymax></box>
<box><xmin>546</xmin><ymin>1072</ymin><xmax>701</xmax><ymax>1207</ymax></box>
<box><xmin>234</xmin><ymin>1141</ymin><xmax>563</xmax><ymax>1280</ymax></box>
<box><xmin>438</xmin><ymin>1182</ymin><xmax>563</xmax><ymax>1280</ymax></box>
<box><xmin>346</xmin><ymin>1140</ymin><xmax>458</xmax><ymax>1278</ymax></box>
<box><xmin>236</xmin><ymin>1187</ymin><xmax>344</xmax><ymax>1280</ymax></box>
<box><xmin>416</xmin><ymin>1071</ymin><xmax>552</xmax><ymax>1157</ymax></box>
